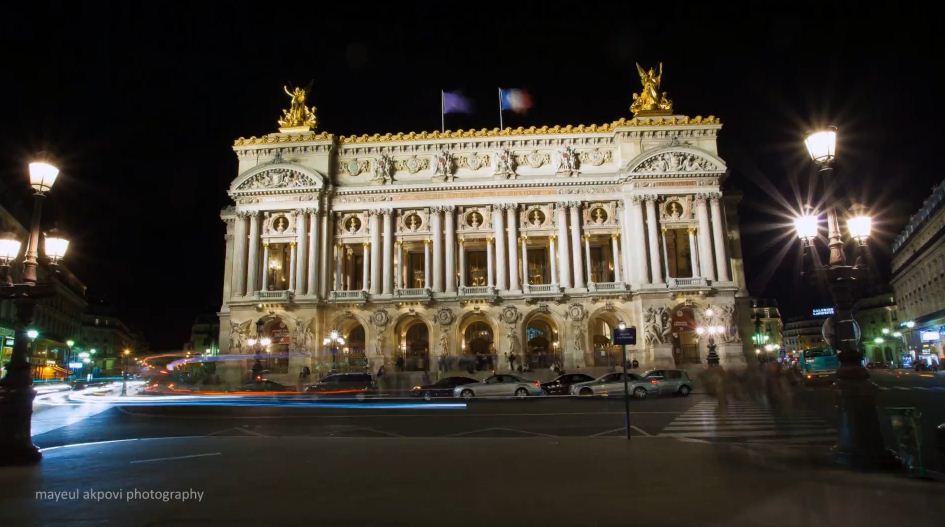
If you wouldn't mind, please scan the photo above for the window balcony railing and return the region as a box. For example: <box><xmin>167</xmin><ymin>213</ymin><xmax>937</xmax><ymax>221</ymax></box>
<box><xmin>328</xmin><ymin>290</ymin><xmax>369</xmax><ymax>302</ymax></box>
<box><xmin>588</xmin><ymin>282</ymin><xmax>626</xmax><ymax>292</ymax></box>
<box><xmin>459</xmin><ymin>285</ymin><xmax>497</xmax><ymax>298</ymax></box>
<box><xmin>669</xmin><ymin>277</ymin><xmax>709</xmax><ymax>288</ymax></box>
<box><xmin>394</xmin><ymin>287</ymin><xmax>432</xmax><ymax>300</ymax></box>
<box><xmin>255</xmin><ymin>290</ymin><xmax>294</xmax><ymax>302</ymax></box>
<box><xmin>523</xmin><ymin>283</ymin><xmax>561</xmax><ymax>295</ymax></box>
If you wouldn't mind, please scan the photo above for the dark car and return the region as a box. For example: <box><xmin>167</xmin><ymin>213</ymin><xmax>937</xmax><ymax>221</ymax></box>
<box><xmin>866</xmin><ymin>361</ymin><xmax>889</xmax><ymax>369</ymax></box>
<box><xmin>235</xmin><ymin>379</ymin><xmax>290</xmax><ymax>392</ymax></box>
<box><xmin>411</xmin><ymin>376</ymin><xmax>478</xmax><ymax>400</ymax></box>
<box><xmin>541</xmin><ymin>373</ymin><xmax>595</xmax><ymax>395</ymax></box>
<box><xmin>305</xmin><ymin>372</ymin><xmax>376</xmax><ymax>397</ymax></box>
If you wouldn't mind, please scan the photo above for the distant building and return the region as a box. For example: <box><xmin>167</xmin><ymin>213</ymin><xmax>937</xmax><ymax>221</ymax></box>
<box><xmin>783</xmin><ymin>317</ymin><xmax>827</xmax><ymax>354</ymax></box>
<box><xmin>891</xmin><ymin>178</ymin><xmax>945</xmax><ymax>366</ymax></box>
<box><xmin>80</xmin><ymin>300</ymin><xmax>138</xmax><ymax>376</ymax></box>
<box><xmin>0</xmin><ymin>205</ymin><xmax>87</xmax><ymax>380</ymax></box>
<box><xmin>853</xmin><ymin>292</ymin><xmax>901</xmax><ymax>365</ymax></box>
<box><xmin>737</xmin><ymin>298</ymin><xmax>783</xmax><ymax>360</ymax></box>
<box><xmin>185</xmin><ymin>313</ymin><xmax>220</xmax><ymax>355</ymax></box>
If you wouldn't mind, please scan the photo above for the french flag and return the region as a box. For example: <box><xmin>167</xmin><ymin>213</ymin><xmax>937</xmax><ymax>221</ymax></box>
<box><xmin>499</xmin><ymin>88</ymin><xmax>533</xmax><ymax>114</ymax></box>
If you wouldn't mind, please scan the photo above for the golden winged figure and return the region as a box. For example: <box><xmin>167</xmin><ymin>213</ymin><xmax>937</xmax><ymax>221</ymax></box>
<box><xmin>630</xmin><ymin>62</ymin><xmax>673</xmax><ymax>116</ymax></box>
<box><xmin>278</xmin><ymin>84</ymin><xmax>318</xmax><ymax>131</ymax></box>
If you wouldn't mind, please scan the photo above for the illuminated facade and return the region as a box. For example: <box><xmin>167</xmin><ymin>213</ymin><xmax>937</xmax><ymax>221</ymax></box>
<box><xmin>217</xmin><ymin>90</ymin><xmax>750</xmax><ymax>385</ymax></box>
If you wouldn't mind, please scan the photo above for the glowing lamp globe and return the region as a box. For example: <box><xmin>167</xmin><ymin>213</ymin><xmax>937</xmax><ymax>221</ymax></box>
<box><xmin>27</xmin><ymin>329</ymin><xmax>39</xmax><ymax>340</ymax></box>
<box><xmin>0</xmin><ymin>232</ymin><xmax>22</xmax><ymax>264</ymax></box>
<box><xmin>44</xmin><ymin>229</ymin><xmax>70</xmax><ymax>263</ymax></box>
<box><xmin>804</xmin><ymin>128</ymin><xmax>837</xmax><ymax>164</ymax></box>
<box><xmin>29</xmin><ymin>162</ymin><xmax>60</xmax><ymax>193</ymax></box>
<box><xmin>847</xmin><ymin>215</ymin><xmax>872</xmax><ymax>243</ymax></box>
<box><xmin>794</xmin><ymin>214</ymin><xmax>819</xmax><ymax>241</ymax></box>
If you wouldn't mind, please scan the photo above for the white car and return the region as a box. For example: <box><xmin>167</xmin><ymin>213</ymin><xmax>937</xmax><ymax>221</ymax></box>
<box><xmin>569</xmin><ymin>372</ymin><xmax>646</xmax><ymax>397</ymax></box>
<box><xmin>453</xmin><ymin>374</ymin><xmax>544</xmax><ymax>399</ymax></box>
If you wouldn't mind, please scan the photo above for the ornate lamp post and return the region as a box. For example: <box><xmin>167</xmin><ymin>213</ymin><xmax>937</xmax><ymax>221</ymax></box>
<box><xmin>323</xmin><ymin>330</ymin><xmax>345</xmax><ymax>371</ymax></box>
<box><xmin>696</xmin><ymin>324</ymin><xmax>723</xmax><ymax>366</ymax></box>
<box><xmin>794</xmin><ymin>126</ymin><xmax>896</xmax><ymax>469</ymax></box>
<box><xmin>120</xmin><ymin>349</ymin><xmax>133</xmax><ymax>396</ymax></box>
<box><xmin>0</xmin><ymin>160</ymin><xmax>70</xmax><ymax>466</ymax></box>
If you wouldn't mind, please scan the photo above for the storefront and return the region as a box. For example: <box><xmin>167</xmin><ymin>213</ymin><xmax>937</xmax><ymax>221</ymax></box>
<box><xmin>0</xmin><ymin>326</ymin><xmax>14</xmax><ymax>378</ymax></box>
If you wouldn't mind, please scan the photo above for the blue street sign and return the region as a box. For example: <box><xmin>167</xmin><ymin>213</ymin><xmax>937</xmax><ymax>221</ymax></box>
<box><xmin>613</xmin><ymin>327</ymin><xmax>637</xmax><ymax>345</ymax></box>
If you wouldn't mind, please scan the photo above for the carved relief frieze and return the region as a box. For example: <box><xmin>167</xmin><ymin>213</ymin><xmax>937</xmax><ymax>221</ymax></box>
<box><xmin>339</xmin><ymin>158</ymin><xmax>370</xmax><ymax>177</ymax></box>
<box><xmin>660</xmin><ymin>195</ymin><xmax>694</xmax><ymax>223</ymax></box>
<box><xmin>515</xmin><ymin>150</ymin><xmax>551</xmax><ymax>169</ymax></box>
<box><xmin>235</xmin><ymin>168</ymin><xmax>318</xmax><ymax>191</ymax></box>
<box><xmin>633</xmin><ymin>151</ymin><xmax>721</xmax><ymax>174</ymax></box>
<box><xmin>457</xmin><ymin>152</ymin><xmax>490</xmax><ymax>171</ymax></box>
<box><xmin>578</xmin><ymin>148</ymin><xmax>613</xmax><ymax>167</ymax></box>
<box><xmin>394</xmin><ymin>155</ymin><xmax>430</xmax><ymax>175</ymax></box>
<box><xmin>519</xmin><ymin>204</ymin><xmax>552</xmax><ymax>231</ymax></box>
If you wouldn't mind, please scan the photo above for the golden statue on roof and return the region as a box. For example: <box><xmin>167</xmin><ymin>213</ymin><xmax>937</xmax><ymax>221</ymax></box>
<box><xmin>630</xmin><ymin>63</ymin><xmax>673</xmax><ymax>116</ymax></box>
<box><xmin>278</xmin><ymin>84</ymin><xmax>317</xmax><ymax>131</ymax></box>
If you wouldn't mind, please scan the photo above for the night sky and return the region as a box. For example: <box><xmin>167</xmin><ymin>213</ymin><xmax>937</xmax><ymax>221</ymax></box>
<box><xmin>1</xmin><ymin>1</ymin><xmax>941</xmax><ymax>349</ymax></box>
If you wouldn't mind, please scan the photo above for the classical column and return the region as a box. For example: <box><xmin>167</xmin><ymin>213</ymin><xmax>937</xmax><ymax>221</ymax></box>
<box><xmin>394</xmin><ymin>241</ymin><xmax>403</xmax><ymax>290</ymax></box>
<box><xmin>370</xmin><ymin>211</ymin><xmax>381</xmax><ymax>294</ymax></box>
<box><xmin>506</xmin><ymin>206</ymin><xmax>520</xmax><ymax>291</ymax></box>
<box><xmin>232</xmin><ymin>213</ymin><xmax>248</xmax><ymax>297</ymax></box>
<box><xmin>458</xmin><ymin>239</ymin><xmax>466</xmax><ymax>288</ymax></box>
<box><xmin>583</xmin><ymin>234</ymin><xmax>592</xmax><ymax>284</ymax></box>
<box><xmin>423</xmin><ymin>239</ymin><xmax>432</xmax><ymax>289</ymax></box>
<box><xmin>222</xmin><ymin>218</ymin><xmax>235</xmax><ymax>304</ymax></box>
<box><xmin>688</xmin><ymin>227</ymin><xmax>701</xmax><ymax>278</ymax></box>
<box><xmin>361</xmin><ymin>242</ymin><xmax>370</xmax><ymax>291</ymax></box>
<box><xmin>334</xmin><ymin>243</ymin><xmax>343</xmax><ymax>290</ymax></box>
<box><xmin>631</xmin><ymin>197</ymin><xmax>649</xmax><ymax>284</ymax></box>
<box><xmin>619</xmin><ymin>202</ymin><xmax>632</xmax><ymax>283</ymax></box>
<box><xmin>695</xmin><ymin>195</ymin><xmax>716</xmax><ymax>281</ymax></box>
<box><xmin>431</xmin><ymin>208</ymin><xmax>443</xmax><ymax>292</ymax></box>
<box><xmin>710</xmin><ymin>196</ymin><xmax>731</xmax><ymax>282</ymax></box>
<box><xmin>444</xmin><ymin>207</ymin><xmax>456</xmax><ymax>293</ymax></box>
<box><xmin>611</xmin><ymin>234</ymin><xmax>622</xmax><ymax>282</ymax></box>
<box><xmin>520</xmin><ymin>236</ymin><xmax>529</xmax><ymax>288</ymax></box>
<box><xmin>549</xmin><ymin>235</ymin><xmax>557</xmax><ymax>286</ymax></box>
<box><xmin>486</xmin><ymin>237</ymin><xmax>495</xmax><ymax>288</ymax></box>
<box><xmin>645</xmin><ymin>197</ymin><xmax>663</xmax><ymax>285</ymax></box>
<box><xmin>307</xmin><ymin>209</ymin><xmax>319</xmax><ymax>297</ymax></box>
<box><xmin>319</xmin><ymin>210</ymin><xmax>331</xmax><ymax>298</ymax></box>
<box><xmin>569</xmin><ymin>203</ymin><xmax>585</xmax><ymax>288</ymax></box>
<box><xmin>261</xmin><ymin>242</ymin><xmax>270</xmax><ymax>291</ymax></box>
<box><xmin>382</xmin><ymin>210</ymin><xmax>394</xmax><ymax>295</ymax></box>
<box><xmin>246</xmin><ymin>211</ymin><xmax>261</xmax><ymax>294</ymax></box>
<box><xmin>289</xmin><ymin>241</ymin><xmax>297</xmax><ymax>291</ymax></box>
<box><xmin>556</xmin><ymin>204</ymin><xmax>572</xmax><ymax>288</ymax></box>
<box><xmin>660</xmin><ymin>227</ymin><xmax>671</xmax><ymax>282</ymax></box>
<box><xmin>493</xmin><ymin>206</ymin><xmax>507</xmax><ymax>290</ymax></box>
<box><xmin>295</xmin><ymin>210</ymin><xmax>307</xmax><ymax>295</ymax></box>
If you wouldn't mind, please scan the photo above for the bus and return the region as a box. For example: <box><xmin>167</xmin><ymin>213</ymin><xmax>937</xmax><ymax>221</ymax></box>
<box><xmin>798</xmin><ymin>347</ymin><xmax>839</xmax><ymax>383</ymax></box>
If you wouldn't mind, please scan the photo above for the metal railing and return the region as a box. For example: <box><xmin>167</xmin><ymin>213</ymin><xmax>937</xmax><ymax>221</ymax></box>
<box><xmin>588</xmin><ymin>282</ymin><xmax>625</xmax><ymax>292</ymax></box>
<box><xmin>328</xmin><ymin>290</ymin><xmax>369</xmax><ymax>302</ymax></box>
<box><xmin>394</xmin><ymin>287</ymin><xmax>431</xmax><ymax>299</ymax></box>
<box><xmin>255</xmin><ymin>290</ymin><xmax>293</xmax><ymax>302</ymax></box>
<box><xmin>669</xmin><ymin>277</ymin><xmax>708</xmax><ymax>287</ymax></box>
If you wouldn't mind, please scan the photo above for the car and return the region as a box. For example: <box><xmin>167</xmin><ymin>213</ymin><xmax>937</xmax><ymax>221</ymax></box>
<box><xmin>639</xmin><ymin>369</ymin><xmax>693</xmax><ymax>398</ymax></box>
<box><xmin>411</xmin><ymin>376</ymin><xmax>479</xmax><ymax>400</ymax></box>
<box><xmin>235</xmin><ymin>379</ymin><xmax>290</xmax><ymax>392</ymax></box>
<box><xmin>541</xmin><ymin>373</ymin><xmax>595</xmax><ymax>395</ymax></box>
<box><xmin>569</xmin><ymin>372</ymin><xmax>645</xmax><ymax>397</ymax></box>
<box><xmin>866</xmin><ymin>361</ymin><xmax>889</xmax><ymax>369</ymax></box>
<box><xmin>305</xmin><ymin>372</ymin><xmax>376</xmax><ymax>397</ymax></box>
<box><xmin>453</xmin><ymin>374</ymin><xmax>543</xmax><ymax>399</ymax></box>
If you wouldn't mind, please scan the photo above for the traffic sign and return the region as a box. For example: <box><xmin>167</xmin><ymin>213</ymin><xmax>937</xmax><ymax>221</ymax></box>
<box><xmin>613</xmin><ymin>326</ymin><xmax>637</xmax><ymax>345</ymax></box>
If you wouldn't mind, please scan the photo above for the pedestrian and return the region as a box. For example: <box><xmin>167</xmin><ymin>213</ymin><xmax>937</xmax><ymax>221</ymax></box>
<box><xmin>377</xmin><ymin>364</ymin><xmax>386</xmax><ymax>378</ymax></box>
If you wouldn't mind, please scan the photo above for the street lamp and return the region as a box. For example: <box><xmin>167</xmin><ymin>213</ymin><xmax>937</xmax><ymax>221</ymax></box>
<box><xmin>323</xmin><ymin>330</ymin><xmax>345</xmax><ymax>371</ymax></box>
<box><xmin>0</xmin><ymin>159</ymin><xmax>70</xmax><ymax>466</ymax></box>
<box><xmin>794</xmin><ymin>126</ymin><xmax>895</xmax><ymax>469</ymax></box>
<box><xmin>696</xmin><ymin>324</ymin><xmax>723</xmax><ymax>366</ymax></box>
<box><xmin>120</xmin><ymin>349</ymin><xmax>132</xmax><ymax>396</ymax></box>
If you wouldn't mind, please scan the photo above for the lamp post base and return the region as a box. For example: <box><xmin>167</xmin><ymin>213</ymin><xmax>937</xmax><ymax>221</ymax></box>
<box><xmin>831</xmin><ymin>370</ymin><xmax>900</xmax><ymax>470</ymax></box>
<box><xmin>0</xmin><ymin>384</ymin><xmax>42</xmax><ymax>466</ymax></box>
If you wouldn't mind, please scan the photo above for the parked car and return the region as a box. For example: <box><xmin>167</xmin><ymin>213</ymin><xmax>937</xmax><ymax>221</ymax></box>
<box><xmin>412</xmin><ymin>376</ymin><xmax>479</xmax><ymax>400</ymax></box>
<box><xmin>542</xmin><ymin>373</ymin><xmax>595</xmax><ymax>395</ymax></box>
<box><xmin>640</xmin><ymin>369</ymin><xmax>693</xmax><ymax>398</ymax></box>
<box><xmin>453</xmin><ymin>374</ymin><xmax>543</xmax><ymax>399</ymax></box>
<box><xmin>866</xmin><ymin>361</ymin><xmax>889</xmax><ymax>369</ymax></box>
<box><xmin>305</xmin><ymin>372</ymin><xmax>376</xmax><ymax>397</ymax></box>
<box><xmin>235</xmin><ymin>379</ymin><xmax>290</xmax><ymax>392</ymax></box>
<box><xmin>569</xmin><ymin>372</ymin><xmax>645</xmax><ymax>397</ymax></box>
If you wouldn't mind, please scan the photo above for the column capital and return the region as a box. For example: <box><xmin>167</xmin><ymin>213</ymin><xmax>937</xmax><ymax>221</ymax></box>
<box><xmin>289</xmin><ymin>241</ymin><xmax>297</xmax><ymax>247</ymax></box>
<box><xmin>362</xmin><ymin>242</ymin><xmax>369</xmax><ymax>248</ymax></box>
<box><xmin>424</xmin><ymin>238</ymin><xmax>431</xmax><ymax>245</ymax></box>
<box><xmin>367</xmin><ymin>209</ymin><xmax>383</xmax><ymax>217</ymax></box>
<box><xmin>582</xmin><ymin>233</ymin><xmax>590</xmax><ymax>240</ymax></box>
<box><xmin>630</xmin><ymin>195</ymin><xmax>645</xmax><ymax>205</ymax></box>
<box><xmin>566</xmin><ymin>201</ymin><xmax>582</xmax><ymax>208</ymax></box>
<box><xmin>611</xmin><ymin>232</ymin><xmax>620</xmax><ymax>240</ymax></box>
<box><xmin>688</xmin><ymin>226</ymin><xmax>698</xmax><ymax>234</ymax></box>
<box><xmin>263</xmin><ymin>241</ymin><xmax>270</xmax><ymax>247</ymax></box>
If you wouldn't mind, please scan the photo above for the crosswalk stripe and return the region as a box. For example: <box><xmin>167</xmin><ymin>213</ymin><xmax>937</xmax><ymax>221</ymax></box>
<box><xmin>658</xmin><ymin>400</ymin><xmax>834</xmax><ymax>444</ymax></box>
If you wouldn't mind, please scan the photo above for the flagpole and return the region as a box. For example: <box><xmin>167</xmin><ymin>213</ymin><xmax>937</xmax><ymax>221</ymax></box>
<box><xmin>441</xmin><ymin>90</ymin><xmax>445</xmax><ymax>133</ymax></box>
<box><xmin>498</xmin><ymin>87</ymin><xmax>504</xmax><ymax>131</ymax></box>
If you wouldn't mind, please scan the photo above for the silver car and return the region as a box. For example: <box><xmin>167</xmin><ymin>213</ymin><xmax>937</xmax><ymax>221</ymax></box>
<box><xmin>569</xmin><ymin>372</ymin><xmax>647</xmax><ymax>397</ymax></box>
<box><xmin>571</xmin><ymin>369</ymin><xmax>692</xmax><ymax>399</ymax></box>
<box><xmin>453</xmin><ymin>374</ymin><xmax>544</xmax><ymax>399</ymax></box>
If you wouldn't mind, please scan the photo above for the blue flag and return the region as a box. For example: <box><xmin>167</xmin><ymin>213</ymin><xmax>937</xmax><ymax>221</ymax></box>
<box><xmin>442</xmin><ymin>91</ymin><xmax>473</xmax><ymax>114</ymax></box>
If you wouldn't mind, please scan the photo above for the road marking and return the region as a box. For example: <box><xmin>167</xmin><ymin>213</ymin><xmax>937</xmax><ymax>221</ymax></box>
<box><xmin>893</xmin><ymin>386</ymin><xmax>911</xmax><ymax>391</ymax></box>
<box><xmin>914</xmin><ymin>387</ymin><xmax>930</xmax><ymax>391</ymax></box>
<box><xmin>587</xmin><ymin>425</ymin><xmax>651</xmax><ymax>437</ymax></box>
<box><xmin>130</xmin><ymin>452</ymin><xmax>222</xmax><ymax>464</ymax></box>
<box><xmin>444</xmin><ymin>427</ymin><xmax>557</xmax><ymax>438</ymax></box>
<box><xmin>657</xmin><ymin>401</ymin><xmax>835</xmax><ymax>444</ymax></box>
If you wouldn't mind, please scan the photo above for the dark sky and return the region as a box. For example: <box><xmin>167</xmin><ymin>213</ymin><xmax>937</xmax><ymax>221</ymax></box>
<box><xmin>1</xmin><ymin>1</ymin><xmax>941</xmax><ymax>349</ymax></box>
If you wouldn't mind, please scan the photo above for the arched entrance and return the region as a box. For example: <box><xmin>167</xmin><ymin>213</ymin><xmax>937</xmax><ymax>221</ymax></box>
<box><xmin>670</xmin><ymin>305</ymin><xmax>699</xmax><ymax>364</ymax></box>
<box><xmin>461</xmin><ymin>320</ymin><xmax>496</xmax><ymax>372</ymax></box>
<box><xmin>588</xmin><ymin>311</ymin><xmax>622</xmax><ymax>368</ymax></box>
<box><xmin>320</xmin><ymin>319</ymin><xmax>367</xmax><ymax>375</ymax></box>
<box><xmin>261</xmin><ymin>317</ymin><xmax>290</xmax><ymax>374</ymax></box>
<box><xmin>524</xmin><ymin>315</ymin><xmax>559</xmax><ymax>370</ymax></box>
<box><xmin>396</xmin><ymin>320</ymin><xmax>430</xmax><ymax>372</ymax></box>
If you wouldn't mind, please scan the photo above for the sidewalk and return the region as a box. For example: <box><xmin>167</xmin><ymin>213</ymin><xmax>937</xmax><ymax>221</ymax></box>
<box><xmin>1</xmin><ymin>435</ymin><xmax>941</xmax><ymax>526</ymax></box>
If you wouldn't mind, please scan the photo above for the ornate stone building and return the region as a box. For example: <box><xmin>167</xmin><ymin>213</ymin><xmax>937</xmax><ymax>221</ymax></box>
<box><xmin>217</xmin><ymin>83</ymin><xmax>749</xmax><ymax>385</ymax></box>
